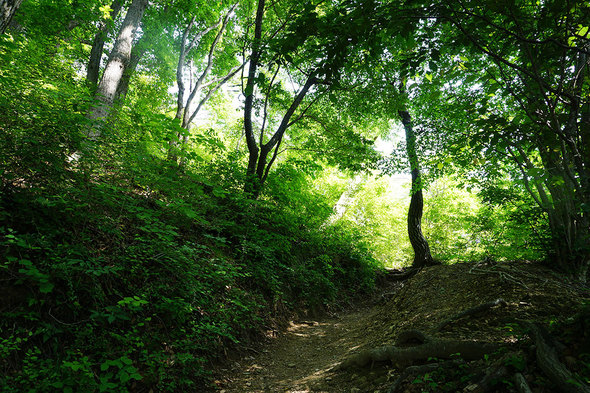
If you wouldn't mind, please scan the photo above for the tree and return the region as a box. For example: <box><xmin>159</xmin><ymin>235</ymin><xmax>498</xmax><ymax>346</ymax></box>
<box><xmin>242</xmin><ymin>0</ymin><xmax>315</xmax><ymax>197</ymax></box>
<box><xmin>85</xmin><ymin>0</ymin><xmax>124</xmax><ymax>90</ymax></box>
<box><xmin>86</xmin><ymin>0</ymin><xmax>148</xmax><ymax>139</ymax></box>
<box><xmin>170</xmin><ymin>3</ymin><xmax>243</xmax><ymax>163</ymax></box>
<box><xmin>241</xmin><ymin>0</ymin><xmax>366</xmax><ymax>197</ymax></box>
<box><xmin>399</xmin><ymin>108</ymin><xmax>434</xmax><ymax>268</ymax></box>
<box><xmin>433</xmin><ymin>0</ymin><xmax>590</xmax><ymax>280</ymax></box>
<box><xmin>0</xmin><ymin>0</ymin><xmax>22</xmax><ymax>34</ymax></box>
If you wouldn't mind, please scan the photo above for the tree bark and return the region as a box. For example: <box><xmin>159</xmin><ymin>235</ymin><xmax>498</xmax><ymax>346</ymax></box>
<box><xmin>86</xmin><ymin>0</ymin><xmax>148</xmax><ymax>139</ymax></box>
<box><xmin>86</xmin><ymin>0</ymin><xmax>124</xmax><ymax>91</ymax></box>
<box><xmin>243</xmin><ymin>0</ymin><xmax>265</xmax><ymax>195</ymax></box>
<box><xmin>399</xmin><ymin>109</ymin><xmax>434</xmax><ymax>268</ymax></box>
<box><xmin>114</xmin><ymin>44</ymin><xmax>145</xmax><ymax>101</ymax></box>
<box><xmin>0</xmin><ymin>0</ymin><xmax>23</xmax><ymax>34</ymax></box>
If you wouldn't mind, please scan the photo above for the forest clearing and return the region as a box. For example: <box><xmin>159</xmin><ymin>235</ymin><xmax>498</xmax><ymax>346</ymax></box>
<box><xmin>1</xmin><ymin>0</ymin><xmax>589</xmax><ymax>392</ymax></box>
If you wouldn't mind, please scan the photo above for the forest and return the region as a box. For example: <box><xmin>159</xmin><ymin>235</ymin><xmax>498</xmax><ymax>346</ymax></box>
<box><xmin>0</xmin><ymin>0</ymin><xmax>589</xmax><ymax>391</ymax></box>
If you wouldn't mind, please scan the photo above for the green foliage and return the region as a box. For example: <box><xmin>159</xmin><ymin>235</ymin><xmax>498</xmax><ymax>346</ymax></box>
<box><xmin>1</xmin><ymin>0</ymin><xmax>583</xmax><ymax>389</ymax></box>
<box><xmin>0</xmin><ymin>82</ymin><xmax>379</xmax><ymax>391</ymax></box>
<box><xmin>332</xmin><ymin>175</ymin><xmax>545</xmax><ymax>267</ymax></box>
<box><xmin>408</xmin><ymin>360</ymin><xmax>475</xmax><ymax>392</ymax></box>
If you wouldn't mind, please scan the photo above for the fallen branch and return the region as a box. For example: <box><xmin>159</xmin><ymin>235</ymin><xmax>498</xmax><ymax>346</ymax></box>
<box><xmin>435</xmin><ymin>298</ymin><xmax>507</xmax><ymax>332</ymax></box>
<box><xmin>336</xmin><ymin>332</ymin><xmax>500</xmax><ymax>370</ymax></box>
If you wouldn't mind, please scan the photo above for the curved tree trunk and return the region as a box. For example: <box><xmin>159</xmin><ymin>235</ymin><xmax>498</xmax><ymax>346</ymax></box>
<box><xmin>0</xmin><ymin>0</ymin><xmax>23</xmax><ymax>34</ymax></box>
<box><xmin>399</xmin><ymin>109</ymin><xmax>434</xmax><ymax>268</ymax></box>
<box><xmin>243</xmin><ymin>0</ymin><xmax>265</xmax><ymax>196</ymax></box>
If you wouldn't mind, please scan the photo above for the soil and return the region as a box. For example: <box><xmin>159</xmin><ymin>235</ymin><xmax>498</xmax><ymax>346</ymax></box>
<box><xmin>213</xmin><ymin>261</ymin><xmax>590</xmax><ymax>393</ymax></box>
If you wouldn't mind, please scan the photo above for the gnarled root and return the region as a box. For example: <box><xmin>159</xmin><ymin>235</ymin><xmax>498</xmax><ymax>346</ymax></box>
<box><xmin>435</xmin><ymin>298</ymin><xmax>507</xmax><ymax>332</ymax></box>
<box><xmin>383</xmin><ymin>267</ymin><xmax>420</xmax><ymax>281</ymax></box>
<box><xmin>336</xmin><ymin>331</ymin><xmax>500</xmax><ymax>370</ymax></box>
<box><xmin>524</xmin><ymin>321</ymin><xmax>590</xmax><ymax>393</ymax></box>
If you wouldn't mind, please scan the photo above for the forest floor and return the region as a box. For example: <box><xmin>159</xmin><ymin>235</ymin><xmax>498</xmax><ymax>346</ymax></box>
<box><xmin>213</xmin><ymin>261</ymin><xmax>590</xmax><ymax>393</ymax></box>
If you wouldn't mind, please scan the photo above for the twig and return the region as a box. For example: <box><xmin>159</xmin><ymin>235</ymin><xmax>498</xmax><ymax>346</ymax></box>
<box><xmin>48</xmin><ymin>308</ymin><xmax>89</xmax><ymax>326</ymax></box>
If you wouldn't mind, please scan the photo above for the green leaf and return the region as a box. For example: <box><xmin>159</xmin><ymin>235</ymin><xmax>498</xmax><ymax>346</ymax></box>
<box><xmin>119</xmin><ymin>371</ymin><xmax>130</xmax><ymax>383</ymax></box>
<box><xmin>577</xmin><ymin>25</ymin><xmax>589</xmax><ymax>37</ymax></box>
<box><xmin>130</xmin><ymin>372</ymin><xmax>143</xmax><ymax>380</ymax></box>
<box><xmin>39</xmin><ymin>281</ymin><xmax>54</xmax><ymax>293</ymax></box>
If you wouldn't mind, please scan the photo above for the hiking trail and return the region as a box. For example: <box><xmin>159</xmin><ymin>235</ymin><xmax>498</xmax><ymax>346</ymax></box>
<box><xmin>214</xmin><ymin>262</ymin><xmax>589</xmax><ymax>393</ymax></box>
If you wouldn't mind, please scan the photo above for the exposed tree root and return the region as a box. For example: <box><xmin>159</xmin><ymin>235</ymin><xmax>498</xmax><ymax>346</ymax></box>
<box><xmin>395</xmin><ymin>329</ymin><xmax>427</xmax><ymax>346</ymax></box>
<box><xmin>513</xmin><ymin>372</ymin><xmax>532</xmax><ymax>393</ymax></box>
<box><xmin>435</xmin><ymin>298</ymin><xmax>507</xmax><ymax>332</ymax></box>
<box><xmin>466</xmin><ymin>365</ymin><xmax>510</xmax><ymax>393</ymax></box>
<box><xmin>383</xmin><ymin>267</ymin><xmax>420</xmax><ymax>281</ymax></box>
<box><xmin>524</xmin><ymin>321</ymin><xmax>590</xmax><ymax>393</ymax></box>
<box><xmin>468</xmin><ymin>261</ymin><xmax>528</xmax><ymax>288</ymax></box>
<box><xmin>336</xmin><ymin>331</ymin><xmax>500</xmax><ymax>370</ymax></box>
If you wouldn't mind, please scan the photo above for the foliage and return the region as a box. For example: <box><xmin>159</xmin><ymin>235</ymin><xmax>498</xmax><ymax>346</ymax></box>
<box><xmin>0</xmin><ymin>149</ymin><xmax>379</xmax><ymax>391</ymax></box>
<box><xmin>1</xmin><ymin>0</ymin><xmax>587</xmax><ymax>390</ymax></box>
<box><xmin>331</xmin><ymin>175</ymin><xmax>545</xmax><ymax>267</ymax></box>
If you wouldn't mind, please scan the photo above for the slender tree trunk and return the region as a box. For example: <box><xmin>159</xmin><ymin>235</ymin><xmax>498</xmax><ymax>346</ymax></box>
<box><xmin>86</xmin><ymin>0</ymin><xmax>148</xmax><ymax>139</ymax></box>
<box><xmin>168</xmin><ymin>4</ymin><xmax>240</xmax><ymax>165</ymax></box>
<box><xmin>399</xmin><ymin>109</ymin><xmax>434</xmax><ymax>268</ymax></box>
<box><xmin>86</xmin><ymin>0</ymin><xmax>123</xmax><ymax>90</ymax></box>
<box><xmin>0</xmin><ymin>0</ymin><xmax>23</xmax><ymax>34</ymax></box>
<box><xmin>245</xmin><ymin>72</ymin><xmax>316</xmax><ymax>198</ymax></box>
<box><xmin>243</xmin><ymin>0</ymin><xmax>265</xmax><ymax>195</ymax></box>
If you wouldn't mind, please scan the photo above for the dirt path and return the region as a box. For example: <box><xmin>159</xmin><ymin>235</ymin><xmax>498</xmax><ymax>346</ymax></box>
<box><xmin>214</xmin><ymin>262</ymin><xmax>588</xmax><ymax>393</ymax></box>
<box><xmin>216</xmin><ymin>301</ymin><xmax>392</xmax><ymax>393</ymax></box>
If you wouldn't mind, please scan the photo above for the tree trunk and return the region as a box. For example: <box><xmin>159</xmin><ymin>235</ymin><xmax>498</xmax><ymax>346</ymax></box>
<box><xmin>114</xmin><ymin>44</ymin><xmax>145</xmax><ymax>101</ymax></box>
<box><xmin>243</xmin><ymin>0</ymin><xmax>265</xmax><ymax>195</ymax></box>
<box><xmin>0</xmin><ymin>0</ymin><xmax>23</xmax><ymax>34</ymax></box>
<box><xmin>86</xmin><ymin>0</ymin><xmax>124</xmax><ymax>91</ymax></box>
<box><xmin>399</xmin><ymin>109</ymin><xmax>434</xmax><ymax>268</ymax></box>
<box><xmin>168</xmin><ymin>4</ymin><xmax>240</xmax><ymax>165</ymax></box>
<box><xmin>244</xmin><ymin>72</ymin><xmax>316</xmax><ymax>198</ymax></box>
<box><xmin>86</xmin><ymin>0</ymin><xmax>148</xmax><ymax>139</ymax></box>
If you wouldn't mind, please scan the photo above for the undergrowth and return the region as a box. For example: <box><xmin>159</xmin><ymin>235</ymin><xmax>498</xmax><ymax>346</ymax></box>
<box><xmin>0</xmin><ymin>142</ymin><xmax>379</xmax><ymax>391</ymax></box>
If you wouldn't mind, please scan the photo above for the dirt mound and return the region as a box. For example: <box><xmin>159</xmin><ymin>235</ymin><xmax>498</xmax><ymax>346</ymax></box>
<box><xmin>215</xmin><ymin>261</ymin><xmax>590</xmax><ymax>393</ymax></box>
<box><xmin>368</xmin><ymin>261</ymin><xmax>585</xmax><ymax>345</ymax></box>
